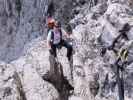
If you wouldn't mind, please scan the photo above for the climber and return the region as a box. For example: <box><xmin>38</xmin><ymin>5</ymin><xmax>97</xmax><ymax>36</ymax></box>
<box><xmin>47</xmin><ymin>18</ymin><xmax>73</xmax><ymax>61</ymax></box>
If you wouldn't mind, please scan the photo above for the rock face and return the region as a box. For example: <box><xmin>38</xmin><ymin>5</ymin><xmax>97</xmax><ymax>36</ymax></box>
<box><xmin>0</xmin><ymin>62</ymin><xmax>18</xmax><ymax>100</ymax></box>
<box><xmin>0</xmin><ymin>0</ymin><xmax>77</xmax><ymax>62</ymax></box>
<box><xmin>0</xmin><ymin>0</ymin><xmax>133</xmax><ymax>100</ymax></box>
<box><xmin>0</xmin><ymin>39</ymin><xmax>60</xmax><ymax>100</ymax></box>
<box><xmin>70</xmin><ymin>1</ymin><xmax>133</xmax><ymax>100</ymax></box>
<box><xmin>12</xmin><ymin>37</ymin><xmax>73</xmax><ymax>100</ymax></box>
<box><xmin>0</xmin><ymin>0</ymin><xmax>48</xmax><ymax>62</ymax></box>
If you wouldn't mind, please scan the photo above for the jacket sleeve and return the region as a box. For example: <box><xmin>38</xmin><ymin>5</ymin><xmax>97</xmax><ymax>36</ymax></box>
<box><xmin>47</xmin><ymin>31</ymin><xmax>52</xmax><ymax>42</ymax></box>
<box><xmin>61</xmin><ymin>28</ymin><xmax>67</xmax><ymax>36</ymax></box>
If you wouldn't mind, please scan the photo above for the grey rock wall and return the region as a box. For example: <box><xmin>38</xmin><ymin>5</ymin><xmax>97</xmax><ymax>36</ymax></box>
<box><xmin>0</xmin><ymin>0</ymin><xmax>133</xmax><ymax>100</ymax></box>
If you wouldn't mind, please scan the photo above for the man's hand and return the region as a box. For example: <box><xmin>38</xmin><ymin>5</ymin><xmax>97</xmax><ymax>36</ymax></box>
<box><xmin>66</xmin><ymin>33</ymin><xmax>71</xmax><ymax>38</ymax></box>
<box><xmin>62</xmin><ymin>28</ymin><xmax>72</xmax><ymax>39</ymax></box>
<box><xmin>47</xmin><ymin>41</ymin><xmax>52</xmax><ymax>49</ymax></box>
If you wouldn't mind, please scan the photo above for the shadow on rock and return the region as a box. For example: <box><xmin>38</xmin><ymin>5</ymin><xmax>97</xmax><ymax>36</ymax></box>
<box><xmin>43</xmin><ymin>55</ymin><xmax>74</xmax><ymax>100</ymax></box>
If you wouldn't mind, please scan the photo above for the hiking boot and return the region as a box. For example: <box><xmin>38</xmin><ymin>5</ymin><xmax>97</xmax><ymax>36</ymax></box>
<box><xmin>68</xmin><ymin>55</ymin><xmax>73</xmax><ymax>62</ymax></box>
<box><xmin>68</xmin><ymin>57</ymin><xmax>71</xmax><ymax>62</ymax></box>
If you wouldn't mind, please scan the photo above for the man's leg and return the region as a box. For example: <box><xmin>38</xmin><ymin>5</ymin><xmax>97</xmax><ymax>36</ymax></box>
<box><xmin>61</xmin><ymin>40</ymin><xmax>73</xmax><ymax>61</ymax></box>
<box><xmin>61</xmin><ymin>40</ymin><xmax>74</xmax><ymax>82</ymax></box>
<box><xmin>49</xmin><ymin>44</ymin><xmax>57</xmax><ymax>58</ymax></box>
